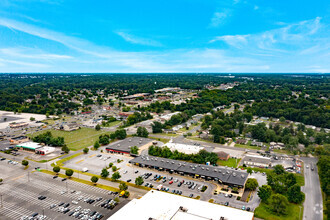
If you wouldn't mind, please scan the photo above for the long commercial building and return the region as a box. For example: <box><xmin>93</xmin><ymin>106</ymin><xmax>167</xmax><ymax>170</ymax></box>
<box><xmin>129</xmin><ymin>155</ymin><xmax>248</xmax><ymax>188</ymax></box>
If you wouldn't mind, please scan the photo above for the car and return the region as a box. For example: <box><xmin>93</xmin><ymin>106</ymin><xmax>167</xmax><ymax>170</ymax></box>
<box><xmin>224</xmin><ymin>202</ymin><xmax>229</xmax><ymax>206</ymax></box>
<box><xmin>162</xmin><ymin>179</ymin><xmax>166</xmax><ymax>183</ymax></box>
<box><xmin>97</xmin><ymin>154</ymin><xmax>102</xmax><ymax>157</ymax></box>
<box><xmin>127</xmin><ymin>179</ymin><xmax>132</xmax><ymax>182</ymax></box>
<box><xmin>224</xmin><ymin>194</ymin><xmax>228</xmax><ymax>197</ymax></box>
<box><xmin>123</xmin><ymin>170</ymin><xmax>128</xmax><ymax>174</ymax></box>
<box><xmin>62</xmin><ymin>178</ymin><xmax>67</xmax><ymax>181</ymax></box>
<box><xmin>145</xmin><ymin>183</ymin><xmax>149</xmax><ymax>187</ymax></box>
<box><xmin>58</xmin><ymin>202</ymin><xmax>64</xmax><ymax>206</ymax></box>
<box><xmin>50</xmin><ymin>204</ymin><xmax>57</xmax><ymax>209</ymax></box>
<box><xmin>169</xmin><ymin>180</ymin><xmax>173</xmax><ymax>184</ymax></box>
<box><xmin>246</xmin><ymin>207</ymin><xmax>251</xmax><ymax>211</ymax></box>
<box><xmin>135</xmin><ymin>170</ymin><xmax>139</xmax><ymax>173</ymax></box>
<box><xmin>242</xmin><ymin>206</ymin><xmax>246</xmax><ymax>210</ymax></box>
<box><xmin>68</xmin><ymin>211</ymin><xmax>75</xmax><ymax>216</ymax></box>
<box><xmin>228</xmin><ymin>194</ymin><xmax>233</xmax><ymax>198</ymax></box>
<box><xmin>189</xmin><ymin>194</ymin><xmax>193</xmax><ymax>198</ymax></box>
<box><xmin>64</xmin><ymin>203</ymin><xmax>70</xmax><ymax>208</ymax></box>
<box><xmin>31</xmin><ymin>213</ymin><xmax>38</xmax><ymax>217</ymax></box>
<box><xmin>306</xmin><ymin>165</ymin><xmax>309</xmax><ymax>169</ymax></box>
<box><xmin>177</xmin><ymin>182</ymin><xmax>182</xmax><ymax>187</ymax></box>
<box><xmin>178</xmin><ymin>191</ymin><xmax>182</xmax><ymax>195</ymax></box>
<box><xmin>53</xmin><ymin>175</ymin><xmax>58</xmax><ymax>179</ymax></box>
<box><xmin>72</xmin><ymin>201</ymin><xmax>78</xmax><ymax>204</ymax></box>
<box><xmin>71</xmin><ymin>190</ymin><xmax>76</xmax><ymax>193</ymax></box>
<box><xmin>0</xmin><ymin>158</ymin><xmax>6</xmax><ymax>161</ymax></box>
<box><xmin>311</xmin><ymin>167</ymin><xmax>314</xmax><ymax>171</ymax></box>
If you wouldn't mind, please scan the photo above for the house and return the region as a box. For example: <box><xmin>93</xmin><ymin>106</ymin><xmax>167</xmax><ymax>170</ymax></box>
<box><xmin>217</xmin><ymin>151</ymin><xmax>230</xmax><ymax>161</ymax></box>
<box><xmin>236</xmin><ymin>139</ymin><xmax>248</xmax><ymax>145</ymax></box>
<box><xmin>270</xmin><ymin>142</ymin><xmax>285</xmax><ymax>150</ymax></box>
<box><xmin>59</xmin><ymin>123</ymin><xmax>80</xmax><ymax>131</ymax></box>
<box><xmin>251</xmin><ymin>140</ymin><xmax>264</xmax><ymax>147</ymax></box>
<box><xmin>242</xmin><ymin>155</ymin><xmax>271</xmax><ymax>168</ymax></box>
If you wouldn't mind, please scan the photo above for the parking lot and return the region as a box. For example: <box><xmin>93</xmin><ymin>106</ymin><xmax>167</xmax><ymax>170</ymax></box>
<box><xmin>0</xmin><ymin>161</ymin><xmax>128</xmax><ymax>220</ymax></box>
<box><xmin>65</xmin><ymin>151</ymin><xmax>218</xmax><ymax>201</ymax></box>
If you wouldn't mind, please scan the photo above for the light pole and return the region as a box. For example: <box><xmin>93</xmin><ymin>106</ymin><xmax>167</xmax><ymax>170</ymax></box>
<box><xmin>0</xmin><ymin>194</ymin><xmax>3</xmax><ymax>208</ymax></box>
<box><xmin>66</xmin><ymin>181</ymin><xmax>68</xmax><ymax>192</ymax></box>
<box><xmin>28</xmin><ymin>172</ymin><xmax>30</xmax><ymax>182</ymax></box>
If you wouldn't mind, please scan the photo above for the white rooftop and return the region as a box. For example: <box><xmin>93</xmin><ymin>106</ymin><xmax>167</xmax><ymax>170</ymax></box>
<box><xmin>164</xmin><ymin>141</ymin><xmax>204</xmax><ymax>154</ymax></box>
<box><xmin>108</xmin><ymin>190</ymin><xmax>254</xmax><ymax>220</ymax></box>
<box><xmin>16</xmin><ymin>141</ymin><xmax>43</xmax><ymax>150</ymax></box>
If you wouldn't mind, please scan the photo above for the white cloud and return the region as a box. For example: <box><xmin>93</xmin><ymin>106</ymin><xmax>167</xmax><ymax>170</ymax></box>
<box><xmin>0</xmin><ymin>48</ymin><xmax>73</xmax><ymax>59</ymax></box>
<box><xmin>209</xmin><ymin>10</ymin><xmax>231</xmax><ymax>28</ymax></box>
<box><xmin>115</xmin><ymin>31</ymin><xmax>163</xmax><ymax>47</ymax></box>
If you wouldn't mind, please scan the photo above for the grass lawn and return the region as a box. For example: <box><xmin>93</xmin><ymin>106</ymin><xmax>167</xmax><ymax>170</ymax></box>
<box><xmin>187</xmin><ymin>136</ymin><xmax>214</xmax><ymax>143</ymax></box>
<box><xmin>217</xmin><ymin>158</ymin><xmax>241</xmax><ymax>168</ymax></box>
<box><xmin>156</xmin><ymin>133</ymin><xmax>179</xmax><ymax>137</ymax></box>
<box><xmin>28</xmin><ymin>127</ymin><xmax>111</xmax><ymax>151</ymax></box>
<box><xmin>102</xmin><ymin>121</ymin><xmax>122</xmax><ymax>127</ymax></box>
<box><xmin>234</xmin><ymin>143</ymin><xmax>261</xmax><ymax>150</ymax></box>
<box><xmin>255</xmin><ymin>201</ymin><xmax>303</xmax><ymax>220</ymax></box>
<box><xmin>149</xmin><ymin>136</ymin><xmax>170</xmax><ymax>144</ymax></box>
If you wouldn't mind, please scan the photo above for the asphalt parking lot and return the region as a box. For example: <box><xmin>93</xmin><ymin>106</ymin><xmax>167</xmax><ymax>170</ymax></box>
<box><xmin>0</xmin><ymin>162</ymin><xmax>129</xmax><ymax>220</ymax></box>
<box><xmin>65</xmin><ymin>152</ymin><xmax>217</xmax><ymax>201</ymax></box>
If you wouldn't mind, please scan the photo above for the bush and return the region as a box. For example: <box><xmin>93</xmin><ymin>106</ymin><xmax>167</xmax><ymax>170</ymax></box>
<box><xmin>83</xmin><ymin>148</ymin><xmax>89</xmax><ymax>154</ymax></box>
<box><xmin>53</xmin><ymin>166</ymin><xmax>60</xmax><ymax>174</ymax></box>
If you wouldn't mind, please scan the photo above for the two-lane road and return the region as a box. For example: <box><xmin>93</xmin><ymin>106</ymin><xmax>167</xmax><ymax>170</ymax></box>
<box><xmin>301</xmin><ymin>157</ymin><xmax>323</xmax><ymax>220</ymax></box>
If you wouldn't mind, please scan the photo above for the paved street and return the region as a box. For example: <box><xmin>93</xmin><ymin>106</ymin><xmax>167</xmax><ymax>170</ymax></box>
<box><xmin>301</xmin><ymin>157</ymin><xmax>323</xmax><ymax>220</ymax></box>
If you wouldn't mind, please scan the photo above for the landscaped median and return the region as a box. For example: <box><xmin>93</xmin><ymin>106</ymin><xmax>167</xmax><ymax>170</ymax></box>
<box><xmin>39</xmin><ymin>169</ymin><xmax>121</xmax><ymax>192</ymax></box>
<box><xmin>55</xmin><ymin>152</ymin><xmax>84</xmax><ymax>167</ymax></box>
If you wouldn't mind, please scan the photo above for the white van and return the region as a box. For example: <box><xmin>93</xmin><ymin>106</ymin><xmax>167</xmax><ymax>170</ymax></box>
<box><xmin>82</xmin><ymin>167</ymin><xmax>88</xmax><ymax>172</ymax></box>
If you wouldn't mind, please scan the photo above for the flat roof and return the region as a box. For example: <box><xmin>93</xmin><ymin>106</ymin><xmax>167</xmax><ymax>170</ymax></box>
<box><xmin>109</xmin><ymin>190</ymin><xmax>254</xmax><ymax>220</ymax></box>
<box><xmin>164</xmin><ymin>142</ymin><xmax>204</xmax><ymax>154</ymax></box>
<box><xmin>242</xmin><ymin>154</ymin><xmax>271</xmax><ymax>164</ymax></box>
<box><xmin>106</xmin><ymin>137</ymin><xmax>153</xmax><ymax>153</ymax></box>
<box><xmin>129</xmin><ymin>155</ymin><xmax>248</xmax><ymax>186</ymax></box>
<box><xmin>16</xmin><ymin>142</ymin><xmax>43</xmax><ymax>150</ymax></box>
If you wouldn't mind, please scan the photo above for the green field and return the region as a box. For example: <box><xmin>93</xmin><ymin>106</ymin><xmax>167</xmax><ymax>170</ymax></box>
<box><xmin>28</xmin><ymin>127</ymin><xmax>111</xmax><ymax>151</ymax></box>
<box><xmin>255</xmin><ymin>201</ymin><xmax>303</xmax><ymax>220</ymax></box>
<box><xmin>217</xmin><ymin>158</ymin><xmax>241</xmax><ymax>168</ymax></box>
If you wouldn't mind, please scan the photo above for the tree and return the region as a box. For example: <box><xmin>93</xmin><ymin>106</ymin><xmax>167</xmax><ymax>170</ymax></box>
<box><xmin>112</xmin><ymin>171</ymin><xmax>121</xmax><ymax>180</ymax></box>
<box><xmin>287</xmin><ymin>184</ymin><xmax>305</xmax><ymax>204</ymax></box>
<box><xmin>130</xmin><ymin>146</ymin><xmax>139</xmax><ymax>155</ymax></box>
<box><xmin>83</xmin><ymin>147</ymin><xmax>89</xmax><ymax>154</ymax></box>
<box><xmin>95</xmin><ymin>124</ymin><xmax>101</xmax><ymax>131</ymax></box>
<box><xmin>245</xmin><ymin>178</ymin><xmax>258</xmax><ymax>191</ymax></box>
<box><xmin>22</xmin><ymin>160</ymin><xmax>29</xmax><ymax>167</ymax></box>
<box><xmin>279</xmin><ymin>116</ymin><xmax>286</xmax><ymax>123</ymax></box>
<box><xmin>115</xmin><ymin>129</ymin><xmax>127</xmax><ymax>139</ymax></box>
<box><xmin>91</xmin><ymin>176</ymin><xmax>99</xmax><ymax>184</ymax></box>
<box><xmin>101</xmin><ymin>168</ymin><xmax>109</xmax><ymax>178</ymax></box>
<box><xmin>94</xmin><ymin>141</ymin><xmax>100</xmax><ymax>150</ymax></box>
<box><xmin>61</xmin><ymin>145</ymin><xmax>70</xmax><ymax>153</ymax></box>
<box><xmin>247</xmin><ymin>167</ymin><xmax>253</xmax><ymax>175</ymax></box>
<box><xmin>136</xmin><ymin>127</ymin><xmax>149</xmax><ymax>138</ymax></box>
<box><xmin>109</xmin><ymin>162</ymin><xmax>113</xmax><ymax>168</ymax></box>
<box><xmin>112</xmin><ymin>166</ymin><xmax>118</xmax><ymax>172</ymax></box>
<box><xmin>119</xmin><ymin>182</ymin><xmax>128</xmax><ymax>191</ymax></box>
<box><xmin>99</xmin><ymin>134</ymin><xmax>110</xmax><ymax>145</ymax></box>
<box><xmin>65</xmin><ymin>169</ymin><xmax>74</xmax><ymax>178</ymax></box>
<box><xmin>53</xmin><ymin>166</ymin><xmax>60</xmax><ymax>174</ymax></box>
<box><xmin>135</xmin><ymin>176</ymin><xmax>144</xmax><ymax>185</ymax></box>
<box><xmin>274</xmin><ymin>164</ymin><xmax>285</xmax><ymax>175</ymax></box>
<box><xmin>269</xmin><ymin>194</ymin><xmax>289</xmax><ymax>215</ymax></box>
<box><xmin>152</xmin><ymin>121</ymin><xmax>163</xmax><ymax>133</ymax></box>
<box><xmin>258</xmin><ymin>185</ymin><xmax>272</xmax><ymax>202</ymax></box>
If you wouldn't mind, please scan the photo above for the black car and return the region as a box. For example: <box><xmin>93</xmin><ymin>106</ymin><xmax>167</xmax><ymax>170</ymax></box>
<box><xmin>228</xmin><ymin>194</ymin><xmax>233</xmax><ymax>198</ymax></box>
<box><xmin>31</xmin><ymin>213</ymin><xmax>38</xmax><ymax>217</ymax></box>
<box><xmin>0</xmin><ymin>158</ymin><xmax>6</xmax><ymax>161</ymax></box>
<box><xmin>224</xmin><ymin>202</ymin><xmax>229</xmax><ymax>206</ymax></box>
<box><xmin>58</xmin><ymin>202</ymin><xmax>64</xmax><ymax>206</ymax></box>
<box><xmin>246</xmin><ymin>207</ymin><xmax>251</xmax><ymax>211</ymax></box>
<box><xmin>63</xmin><ymin>208</ymin><xmax>70</xmax><ymax>214</ymax></box>
<box><xmin>189</xmin><ymin>194</ymin><xmax>193</xmax><ymax>198</ymax></box>
<box><xmin>63</xmin><ymin>203</ymin><xmax>70</xmax><ymax>208</ymax></box>
<box><xmin>68</xmin><ymin>211</ymin><xmax>75</xmax><ymax>216</ymax></box>
<box><xmin>62</xmin><ymin>178</ymin><xmax>67</xmax><ymax>181</ymax></box>
<box><xmin>127</xmin><ymin>179</ymin><xmax>131</xmax><ymax>182</ymax></box>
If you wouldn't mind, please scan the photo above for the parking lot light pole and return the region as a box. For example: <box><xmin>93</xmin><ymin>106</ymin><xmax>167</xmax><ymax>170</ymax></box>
<box><xmin>0</xmin><ymin>194</ymin><xmax>3</xmax><ymax>208</ymax></box>
<box><xmin>42</xmin><ymin>209</ymin><xmax>44</xmax><ymax>217</ymax></box>
<box><xmin>66</xmin><ymin>181</ymin><xmax>68</xmax><ymax>192</ymax></box>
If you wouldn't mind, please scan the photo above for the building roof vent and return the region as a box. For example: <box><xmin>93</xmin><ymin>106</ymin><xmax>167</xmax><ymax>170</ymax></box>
<box><xmin>241</xmin><ymin>174</ymin><xmax>245</xmax><ymax>178</ymax></box>
<box><xmin>233</xmin><ymin>173</ymin><xmax>236</xmax><ymax>177</ymax></box>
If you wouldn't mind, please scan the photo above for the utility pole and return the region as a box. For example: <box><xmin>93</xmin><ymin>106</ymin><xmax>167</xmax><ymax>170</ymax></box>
<box><xmin>0</xmin><ymin>194</ymin><xmax>3</xmax><ymax>208</ymax></box>
<box><xmin>42</xmin><ymin>209</ymin><xmax>45</xmax><ymax>217</ymax></box>
<box><xmin>28</xmin><ymin>172</ymin><xmax>30</xmax><ymax>182</ymax></box>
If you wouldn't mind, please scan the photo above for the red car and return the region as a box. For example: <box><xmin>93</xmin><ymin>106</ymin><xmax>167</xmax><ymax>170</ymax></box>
<box><xmin>169</xmin><ymin>180</ymin><xmax>173</xmax><ymax>184</ymax></box>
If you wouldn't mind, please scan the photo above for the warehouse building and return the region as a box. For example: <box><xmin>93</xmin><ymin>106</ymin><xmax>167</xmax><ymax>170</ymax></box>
<box><xmin>106</xmin><ymin>137</ymin><xmax>154</xmax><ymax>155</ymax></box>
<box><xmin>109</xmin><ymin>190</ymin><xmax>254</xmax><ymax>220</ymax></box>
<box><xmin>129</xmin><ymin>155</ymin><xmax>248</xmax><ymax>188</ymax></box>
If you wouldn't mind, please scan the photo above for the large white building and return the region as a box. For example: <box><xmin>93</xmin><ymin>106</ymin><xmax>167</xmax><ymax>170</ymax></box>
<box><xmin>109</xmin><ymin>190</ymin><xmax>254</xmax><ymax>220</ymax></box>
<box><xmin>164</xmin><ymin>141</ymin><xmax>204</xmax><ymax>154</ymax></box>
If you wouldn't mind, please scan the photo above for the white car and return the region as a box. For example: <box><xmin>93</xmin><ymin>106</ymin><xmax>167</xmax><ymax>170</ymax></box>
<box><xmin>72</xmin><ymin>200</ymin><xmax>78</xmax><ymax>204</ymax></box>
<box><xmin>123</xmin><ymin>170</ymin><xmax>128</xmax><ymax>174</ymax></box>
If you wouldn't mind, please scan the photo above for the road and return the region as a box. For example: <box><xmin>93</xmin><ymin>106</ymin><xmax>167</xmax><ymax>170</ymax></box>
<box><xmin>301</xmin><ymin>157</ymin><xmax>323</xmax><ymax>220</ymax></box>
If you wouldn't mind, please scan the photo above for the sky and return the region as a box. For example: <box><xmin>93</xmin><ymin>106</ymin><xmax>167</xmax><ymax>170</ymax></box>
<box><xmin>0</xmin><ymin>0</ymin><xmax>329</xmax><ymax>73</ymax></box>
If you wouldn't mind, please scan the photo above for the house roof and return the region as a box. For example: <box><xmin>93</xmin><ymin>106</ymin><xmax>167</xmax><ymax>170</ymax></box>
<box><xmin>217</xmin><ymin>151</ymin><xmax>229</xmax><ymax>159</ymax></box>
<box><xmin>129</xmin><ymin>155</ymin><xmax>248</xmax><ymax>186</ymax></box>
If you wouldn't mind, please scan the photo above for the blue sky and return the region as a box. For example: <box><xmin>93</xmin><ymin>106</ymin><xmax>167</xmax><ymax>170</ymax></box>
<box><xmin>0</xmin><ymin>0</ymin><xmax>329</xmax><ymax>73</ymax></box>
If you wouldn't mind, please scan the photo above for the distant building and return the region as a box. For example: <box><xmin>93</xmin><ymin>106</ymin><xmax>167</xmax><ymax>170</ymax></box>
<box><xmin>236</xmin><ymin>139</ymin><xmax>248</xmax><ymax>145</ymax></box>
<box><xmin>250</xmin><ymin>140</ymin><xmax>264</xmax><ymax>147</ymax></box>
<box><xmin>109</xmin><ymin>190</ymin><xmax>254</xmax><ymax>220</ymax></box>
<box><xmin>270</xmin><ymin>142</ymin><xmax>285</xmax><ymax>150</ymax></box>
<box><xmin>106</xmin><ymin>137</ymin><xmax>153</xmax><ymax>155</ymax></box>
<box><xmin>9</xmin><ymin>122</ymin><xmax>29</xmax><ymax>129</ymax></box>
<box><xmin>154</xmin><ymin>87</ymin><xmax>181</xmax><ymax>93</ymax></box>
<box><xmin>59</xmin><ymin>123</ymin><xmax>80</xmax><ymax>131</ymax></box>
<box><xmin>242</xmin><ymin>154</ymin><xmax>271</xmax><ymax>168</ymax></box>
<box><xmin>217</xmin><ymin>151</ymin><xmax>230</xmax><ymax>161</ymax></box>
<box><xmin>9</xmin><ymin>136</ymin><xmax>29</xmax><ymax>145</ymax></box>
<box><xmin>164</xmin><ymin>142</ymin><xmax>204</xmax><ymax>154</ymax></box>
